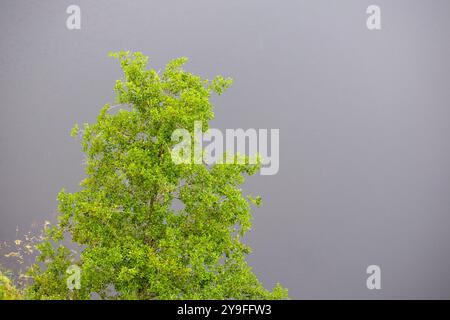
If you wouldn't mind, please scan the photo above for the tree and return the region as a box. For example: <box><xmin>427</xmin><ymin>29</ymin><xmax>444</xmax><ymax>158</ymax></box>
<box><xmin>27</xmin><ymin>52</ymin><xmax>288</xmax><ymax>300</ymax></box>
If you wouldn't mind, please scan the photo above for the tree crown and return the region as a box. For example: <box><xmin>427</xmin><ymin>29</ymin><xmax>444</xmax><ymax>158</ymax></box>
<box><xmin>27</xmin><ymin>52</ymin><xmax>288</xmax><ymax>300</ymax></box>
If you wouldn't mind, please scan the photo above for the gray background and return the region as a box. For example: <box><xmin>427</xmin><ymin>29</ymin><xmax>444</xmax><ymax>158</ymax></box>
<box><xmin>1</xmin><ymin>0</ymin><xmax>450</xmax><ymax>299</ymax></box>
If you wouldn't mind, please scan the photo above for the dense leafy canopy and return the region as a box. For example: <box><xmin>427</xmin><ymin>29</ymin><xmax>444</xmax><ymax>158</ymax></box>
<box><xmin>26</xmin><ymin>52</ymin><xmax>288</xmax><ymax>300</ymax></box>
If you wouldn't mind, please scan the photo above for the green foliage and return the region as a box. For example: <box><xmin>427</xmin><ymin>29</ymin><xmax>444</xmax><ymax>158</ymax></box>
<box><xmin>27</xmin><ymin>51</ymin><xmax>288</xmax><ymax>300</ymax></box>
<box><xmin>0</xmin><ymin>271</ymin><xmax>21</xmax><ymax>300</ymax></box>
